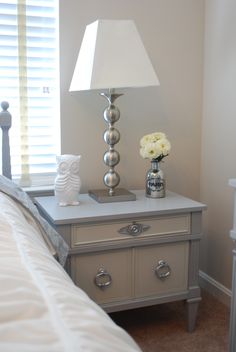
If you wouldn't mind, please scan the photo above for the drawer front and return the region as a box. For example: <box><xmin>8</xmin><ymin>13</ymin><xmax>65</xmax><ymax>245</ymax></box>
<box><xmin>71</xmin><ymin>249</ymin><xmax>132</xmax><ymax>304</ymax></box>
<box><xmin>71</xmin><ymin>214</ymin><xmax>190</xmax><ymax>247</ymax></box>
<box><xmin>135</xmin><ymin>242</ymin><xmax>189</xmax><ymax>297</ymax></box>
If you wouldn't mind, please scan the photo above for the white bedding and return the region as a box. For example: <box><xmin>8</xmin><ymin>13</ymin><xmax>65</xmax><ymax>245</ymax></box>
<box><xmin>0</xmin><ymin>192</ymin><xmax>141</xmax><ymax>352</ymax></box>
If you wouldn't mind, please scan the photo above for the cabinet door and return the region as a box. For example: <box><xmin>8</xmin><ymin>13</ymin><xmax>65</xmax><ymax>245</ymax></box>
<box><xmin>71</xmin><ymin>249</ymin><xmax>132</xmax><ymax>304</ymax></box>
<box><xmin>135</xmin><ymin>242</ymin><xmax>189</xmax><ymax>298</ymax></box>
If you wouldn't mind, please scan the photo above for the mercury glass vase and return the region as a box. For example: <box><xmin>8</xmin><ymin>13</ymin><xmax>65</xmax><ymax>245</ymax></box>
<box><xmin>146</xmin><ymin>160</ymin><xmax>165</xmax><ymax>198</ymax></box>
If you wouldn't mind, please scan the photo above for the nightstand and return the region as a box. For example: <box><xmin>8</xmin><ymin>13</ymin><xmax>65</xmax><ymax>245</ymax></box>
<box><xmin>35</xmin><ymin>190</ymin><xmax>206</xmax><ymax>332</ymax></box>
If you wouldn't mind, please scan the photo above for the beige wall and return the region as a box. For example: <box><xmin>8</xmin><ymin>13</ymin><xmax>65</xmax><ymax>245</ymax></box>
<box><xmin>59</xmin><ymin>0</ymin><xmax>204</xmax><ymax>200</ymax></box>
<box><xmin>200</xmin><ymin>0</ymin><xmax>236</xmax><ymax>288</ymax></box>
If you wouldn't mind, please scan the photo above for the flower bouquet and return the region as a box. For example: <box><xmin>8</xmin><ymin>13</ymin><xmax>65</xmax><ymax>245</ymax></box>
<box><xmin>139</xmin><ymin>132</ymin><xmax>171</xmax><ymax>162</ymax></box>
<box><xmin>139</xmin><ymin>132</ymin><xmax>171</xmax><ymax>198</ymax></box>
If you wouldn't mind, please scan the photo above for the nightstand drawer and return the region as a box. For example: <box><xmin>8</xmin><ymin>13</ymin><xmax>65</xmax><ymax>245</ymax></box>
<box><xmin>71</xmin><ymin>214</ymin><xmax>190</xmax><ymax>247</ymax></box>
<box><xmin>71</xmin><ymin>249</ymin><xmax>132</xmax><ymax>304</ymax></box>
<box><xmin>135</xmin><ymin>242</ymin><xmax>189</xmax><ymax>297</ymax></box>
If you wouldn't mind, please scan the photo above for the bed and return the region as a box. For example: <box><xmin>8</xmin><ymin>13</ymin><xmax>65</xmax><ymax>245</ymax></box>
<box><xmin>0</xmin><ymin>102</ymin><xmax>141</xmax><ymax>352</ymax></box>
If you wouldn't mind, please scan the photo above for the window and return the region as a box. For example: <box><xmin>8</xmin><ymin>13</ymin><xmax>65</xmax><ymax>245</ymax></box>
<box><xmin>0</xmin><ymin>0</ymin><xmax>60</xmax><ymax>187</ymax></box>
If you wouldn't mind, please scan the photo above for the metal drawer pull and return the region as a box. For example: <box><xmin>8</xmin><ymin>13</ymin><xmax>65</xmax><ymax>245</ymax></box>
<box><xmin>94</xmin><ymin>268</ymin><xmax>112</xmax><ymax>289</ymax></box>
<box><xmin>118</xmin><ymin>221</ymin><xmax>150</xmax><ymax>236</ymax></box>
<box><xmin>155</xmin><ymin>260</ymin><xmax>171</xmax><ymax>280</ymax></box>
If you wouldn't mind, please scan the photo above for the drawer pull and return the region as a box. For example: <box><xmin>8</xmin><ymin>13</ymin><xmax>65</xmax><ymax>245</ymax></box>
<box><xmin>155</xmin><ymin>260</ymin><xmax>171</xmax><ymax>280</ymax></box>
<box><xmin>94</xmin><ymin>268</ymin><xmax>112</xmax><ymax>289</ymax></box>
<box><xmin>118</xmin><ymin>222</ymin><xmax>150</xmax><ymax>236</ymax></box>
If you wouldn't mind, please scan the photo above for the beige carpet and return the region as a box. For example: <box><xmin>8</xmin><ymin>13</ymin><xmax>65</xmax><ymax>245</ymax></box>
<box><xmin>110</xmin><ymin>291</ymin><xmax>230</xmax><ymax>352</ymax></box>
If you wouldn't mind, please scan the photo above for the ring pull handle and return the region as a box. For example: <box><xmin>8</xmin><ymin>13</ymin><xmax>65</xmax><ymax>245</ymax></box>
<box><xmin>94</xmin><ymin>268</ymin><xmax>112</xmax><ymax>289</ymax></box>
<box><xmin>155</xmin><ymin>260</ymin><xmax>171</xmax><ymax>280</ymax></box>
<box><xmin>118</xmin><ymin>221</ymin><xmax>150</xmax><ymax>236</ymax></box>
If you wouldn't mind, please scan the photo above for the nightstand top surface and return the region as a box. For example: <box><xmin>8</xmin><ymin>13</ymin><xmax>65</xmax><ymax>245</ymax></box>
<box><xmin>35</xmin><ymin>190</ymin><xmax>206</xmax><ymax>225</ymax></box>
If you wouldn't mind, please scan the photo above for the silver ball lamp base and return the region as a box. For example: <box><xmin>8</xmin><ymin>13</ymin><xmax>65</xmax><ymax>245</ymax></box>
<box><xmin>88</xmin><ymin>91</ymin><xmax>136</xmax><ymax>203</ymax></box>
<box><xmin>88</xmin><ymin>188</ymin><xmax>136</xmax><ymax>203</ymax></box>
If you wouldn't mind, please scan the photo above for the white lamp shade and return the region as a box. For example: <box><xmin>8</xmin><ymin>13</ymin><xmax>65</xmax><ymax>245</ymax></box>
<box><xmin>69</xmin><ymin>19</ymin><xmax>160</xmax><ymax>92</ymax></box>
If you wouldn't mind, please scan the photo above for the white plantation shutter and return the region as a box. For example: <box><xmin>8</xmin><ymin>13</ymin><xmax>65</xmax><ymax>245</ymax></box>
<box><xmin>0</xmin><ymin>0</ymin><xmax>60</xmax><ymax>187</ymax></box>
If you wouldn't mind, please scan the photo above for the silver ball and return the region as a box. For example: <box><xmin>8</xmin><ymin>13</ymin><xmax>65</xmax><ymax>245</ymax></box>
<box><xmin>103</xmin><ymin>150</ymin><xmax>120</xmax><ymax>167</ymax></box>
<box><xmin>103</xmin><ymin>128</ymin><xmax>120</xmax><ymax>145</ymax></box>
<box><xmin>103</xmin><ymin>170</ymin><xmax>120</xmax><ymax>188</ymax></box>
<box><xmin>103</xmin><ymin>105</ymin><xmax>120</xmax><ymax>123</ymax></box>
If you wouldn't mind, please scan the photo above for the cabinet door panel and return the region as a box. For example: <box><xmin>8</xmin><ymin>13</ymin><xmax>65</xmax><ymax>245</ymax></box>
<box><xmin>71</xmin><ymin>249</ymin><xmax>132</xmax><ymax>304</ymax></box>
<box><xmin>135</xmin><ymin>242</ymin><xmax>189</xmax><ymax>297</ymax></box>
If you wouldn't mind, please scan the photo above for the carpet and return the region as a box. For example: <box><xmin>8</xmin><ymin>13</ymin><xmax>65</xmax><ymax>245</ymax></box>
<box><xmin>110</xmin><ymin>291</ymin><xmax>230</xmax><ymax>352</ymax></box>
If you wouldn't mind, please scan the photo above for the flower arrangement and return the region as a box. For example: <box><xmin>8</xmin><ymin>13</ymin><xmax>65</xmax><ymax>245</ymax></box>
<box><xmin>140</xmin><ymin>132</ymin><xmax>171</xmax><ymax>162</ymax></box>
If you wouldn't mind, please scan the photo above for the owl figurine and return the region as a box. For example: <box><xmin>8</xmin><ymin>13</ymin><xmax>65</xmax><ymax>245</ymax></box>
<box><xmin>54</xmin><ymin>154</ymin><xmax>81</xmax><ymax>206</ymax></box>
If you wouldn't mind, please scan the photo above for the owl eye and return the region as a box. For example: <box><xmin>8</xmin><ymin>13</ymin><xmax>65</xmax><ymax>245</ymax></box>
<box><xmin>70</xmin><ymin>161</ymin><xmax>79</xmax><ymax>173</ymax></box>
<box><xmin>58</xmin><ymin>162</ymin><xmax>68</xmax><ymax>174</ymax></box>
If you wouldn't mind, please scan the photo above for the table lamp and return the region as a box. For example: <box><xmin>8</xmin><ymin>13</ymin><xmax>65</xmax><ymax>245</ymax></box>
<box><xmin>69</xmin><ymin>19</ymin><xmax>160</xmax><ymax>203</ymax></box>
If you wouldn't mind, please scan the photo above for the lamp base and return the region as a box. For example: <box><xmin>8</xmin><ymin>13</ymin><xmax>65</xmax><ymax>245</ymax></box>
<box><xmin>88</xmin><ymin>188</ymin><xmax>136</xmax><ymax>203</ymax></box>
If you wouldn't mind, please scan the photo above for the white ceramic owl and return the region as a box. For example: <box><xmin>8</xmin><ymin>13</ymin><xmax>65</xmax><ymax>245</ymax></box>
<box><xmin>54</xmin><ymin>154</ymin><xmax>81</xmax><ymax>206</ymax></box>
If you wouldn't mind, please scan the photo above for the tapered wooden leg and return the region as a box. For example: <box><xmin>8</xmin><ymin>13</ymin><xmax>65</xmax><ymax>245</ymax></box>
<box><xmin>186</xmin><ymin>297</ymin><xmax>201</xmax><ymax>332</ymax></box>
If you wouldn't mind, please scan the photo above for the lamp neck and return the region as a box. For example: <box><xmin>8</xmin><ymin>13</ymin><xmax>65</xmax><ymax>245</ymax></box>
<box><xmin>100</xmin><ymin>91</ymin><xmax>124</xmax><ymax>105</ymax></box>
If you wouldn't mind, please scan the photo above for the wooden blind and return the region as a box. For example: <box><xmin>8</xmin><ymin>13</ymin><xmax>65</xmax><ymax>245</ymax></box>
<box><xmin>0</xmin><ymin>0</ymin><xmax>60</xmax><ymax>186</ymax></box>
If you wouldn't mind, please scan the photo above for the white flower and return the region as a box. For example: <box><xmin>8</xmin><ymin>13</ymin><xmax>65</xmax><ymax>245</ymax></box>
<box><xmin>150</xmin><ymin>132</ymin><xmax>166</xmax><ymax>142</ymax></box>
<box><xmin>140</xmin><ymin>134</ymin><xmax>152</xmax><ymax>147</ymax></box>
<box><xmin>158</xmin><ymin>138</ymin><xmax>171</xmax><ymax>156</ymax></box>
<box><xmin>139</xmin><ymin>132</ymin><xmax>171</xmax><ymax>161</ymax></box>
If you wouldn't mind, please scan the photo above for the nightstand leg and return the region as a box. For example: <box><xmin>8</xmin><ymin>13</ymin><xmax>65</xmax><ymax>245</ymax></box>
<box><xmin>186</xmin><ymin>297</ymin><xmax>201</xmax><ymax>332</ymax></box>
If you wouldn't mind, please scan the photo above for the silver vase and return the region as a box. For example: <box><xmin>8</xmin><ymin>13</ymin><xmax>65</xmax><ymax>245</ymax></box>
<box><xmin>146</xmin><ymin>160</ymin><xmax>165</xmax><ymax>198</ymax></box>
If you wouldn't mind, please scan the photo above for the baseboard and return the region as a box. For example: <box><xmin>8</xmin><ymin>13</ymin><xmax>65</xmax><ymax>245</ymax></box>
<box><xmin>199</xmin><ymin>270</ymin><xmax>232</xmax><ymax>307</ymax></box>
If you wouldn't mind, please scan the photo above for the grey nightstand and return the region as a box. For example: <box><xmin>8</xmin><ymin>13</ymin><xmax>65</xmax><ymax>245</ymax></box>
<box><xmin>35</xmin><ymin>189</ymin><xmax>206</xmax><ymax>332</ymax></box>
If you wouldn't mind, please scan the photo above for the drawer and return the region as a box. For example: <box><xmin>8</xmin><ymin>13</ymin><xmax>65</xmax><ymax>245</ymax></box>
<box><xmin>71</xmin><ymin>249</ymin><xmax>132</xmax><ymax>304</ymax></box>
<box><xmin>135</xmin><ymin>242</ymin><xmax>189</xmax><ymax>297</ymax></box>
<box><xmin>71</xmin><ymin>214</ymin><xmax>190</xmax><ymax>247</ymax></box>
